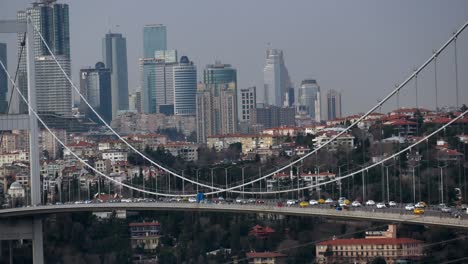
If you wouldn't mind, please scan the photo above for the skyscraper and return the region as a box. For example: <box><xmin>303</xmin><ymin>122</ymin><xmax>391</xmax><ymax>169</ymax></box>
<box><xmin>203</xmin><ymin>62</ymin><xmax>238</xmax><ymax>117</ymax></box>
<box><xmin>143</xmin><ymin>24</ymin><xmax>167</xmax><ymax>58</ymax></box>
<box><xmin>0</xmin><ymin>43</ymin><xmax>7</xmax><ymax>113</ymax></box>
<box><xmin>155</xmin><ymin>54</ymin><xmax>178</xmax><ymax>115</ymax></box>
<box><xmin>35</xmin><ymin>55</ymin><xmax>71</xmax><ymax>115</ymax></box>
<box><xmin>79</xmin><ymin>62</ymin><xmax>112</xmax><ymax>123</ymax></box>
<box><xmin>140</xmin><ymin>58</ymin><xmax>158</xmax><ymax>113</ymax></box>
<box><xmin>196</xmin><ymin>82</ymin><xmax>237</xmax><ymax>143</ymax></box>
<box><xmin>326</xmin><ymin>89</ymin><xmax>342</xmax><ymax>120</ymax></box>
<box><xmin>240</xmin><ymin>86</ymin><xmax>256</xmax><ymax>122</ymax></box>
<box><xmin>297</xmin><ymin>79</ymin><xmax>321</xmax><ymax>122</ymax></box>
<box><xmin>203</xmin><ymin>62</ymin><xmax>237</xmax><ymax>87</ymax></box>
<box><xmin>263</xmin><ymin>48</ymin><xmax>292</xmax><ymax>106</ymax></box>
<box><xmin>102</xmin><ymin>32</ymin><xmax>129</xmax><ymax>119</ymax></box>
<box><xmin>173</xmin><ymin>56</ymin><xmax>197</xmax><ymax>116</ymax></box>
<box><xmin>17</xmin><ymin>0</ymin><xmax>71</xmax><ymax>114</ymax></box>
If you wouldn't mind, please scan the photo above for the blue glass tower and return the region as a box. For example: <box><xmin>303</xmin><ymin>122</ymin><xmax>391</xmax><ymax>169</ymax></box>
<box><xmin>143</xmin><ymin>24</ymin><xmax>167</xmax><ymax>58</ymax></box>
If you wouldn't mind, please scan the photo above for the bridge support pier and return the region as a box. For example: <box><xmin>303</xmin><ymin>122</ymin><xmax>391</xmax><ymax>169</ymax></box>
<box><xmin>0</xmin><ymin>218</ymin><xmax>43</xmax><ymax>263</ymax></box>
<box><xmin>32</xmin><ymin>218</ymin><xmax>44</xmax><ymax>264</ymax></box>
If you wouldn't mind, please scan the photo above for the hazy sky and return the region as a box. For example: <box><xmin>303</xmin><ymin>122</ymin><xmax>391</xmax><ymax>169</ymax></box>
<box><xmin>1</xmin><ymin>0</ymin><xmax>468</xmax><ymax>115</ymax></box>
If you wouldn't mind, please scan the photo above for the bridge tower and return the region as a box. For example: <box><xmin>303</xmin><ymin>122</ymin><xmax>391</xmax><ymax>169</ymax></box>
<box><xmin>0</xmin><ymin>19</ymin><xmax>44</xmax><ymax>264</ymax></box>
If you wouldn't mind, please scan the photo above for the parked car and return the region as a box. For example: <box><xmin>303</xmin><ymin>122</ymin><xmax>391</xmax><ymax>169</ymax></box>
<box><xmin>365</xmin><ymin>200</ymin><xmax>376</xmax><ymax>206</ymax></box>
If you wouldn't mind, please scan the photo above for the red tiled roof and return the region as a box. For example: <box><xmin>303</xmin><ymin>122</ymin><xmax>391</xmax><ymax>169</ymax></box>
<box><xmin>317</xmin><ymin>237</ymin><xmax>423</xmax><ymax>246</ymax></box>
<box><xmin>246</xmin><ymin>252</ymin><xmax>287</xmax><ymax>258</ymax></box>
<box><xmin>129</xmin><ymin>221</ymin><xmax>161</xmax><ymax>227</ymax></box>
<box><xmin>385</xmin><ymin>119</ymin><xmax>417</xmax><ymax>126</ymax></box>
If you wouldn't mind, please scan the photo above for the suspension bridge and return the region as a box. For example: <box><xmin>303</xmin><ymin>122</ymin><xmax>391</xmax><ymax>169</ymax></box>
<box><xmin>0</xmin><ymin>14</ymin><xmax>467</xmax><ymax>264</ymax></box>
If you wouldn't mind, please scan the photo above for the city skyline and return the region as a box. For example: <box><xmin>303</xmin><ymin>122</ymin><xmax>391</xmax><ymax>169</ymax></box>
<box><xmin>2</xmin><ymin>0</ymin><xmax>468</xmax><ymax>115</ymax></box>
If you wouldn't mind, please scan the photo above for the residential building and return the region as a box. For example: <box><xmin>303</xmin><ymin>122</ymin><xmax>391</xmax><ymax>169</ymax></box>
<box><xmin>297</xmin><ymin>79</ymin><xmax>321</xmax><ymax>122</ymax></box>
<box><xmin>301</xmin><ymin>171</ymin><xmax>336</xmax><ymax>191</ymax></box>
<box><xmin>143</xmin><ymin>24</ymin><xmax>166</xmax><ymax>58</ymax></box>
<box><xmin>0</xmin><ymin>43</ymin><xmax>7</xmax><ymax>113</ymax></box>
<box><xmin>203</xmin><ymin>62</ymin><xmax>238</xmax><ymax>117</ymax></box>
<box><xmin>102</xmin><ymin>32</ymin><xmax>129</xmax><ymax>119</ymax></box>
<box><xmin>8</xmin><ymin>181</ymin><xmax>25</xmax><ymax>199</ymax></box>
<box><xmin>246</xmin><ymin>252</ymin><xmax>287</xmax><ymax>264</ymax></box>
<box><xmin>251</xmin><ymin>105</ymin><xmax>295</xmax><ymax>130</ymax></box>
<box><xmin>128</xmin><ymin>90</ymin><xmax>141</xmax><ymax>113</ymax></box>
<box><xmin>173</xmin><ymin>56</ymin><xmax>197</xmax><ymax>116</ymax></box>
<box><xmin>162</xmin><ymin>142</ymin><xmax>199</xmax><ymax>161</ymax></box>
<box><xmin>326</xmin><ymin>89</ymin><xmax>342</xmax><ymax>120</ymax></box>
<box><xmin>129</xmin><ymin>221</ymin><xmax>161</xmax><ymax>251</ymax></box>
<box><xmin>196</xmin><ymin>82</ymin><xmax>238</xmax><ymax>143</ymax></box>
<box><xmin>313</xmin><ymin>130</ymin><xmax>354</xmax><ymax>151</ymax></box>
<box><xmin>17</xmin><ymin>0</ymin><xmax>70</xmax><ymax>114</ymax></box>
<box><xmin>79</xmin><ymin>62</ymin><xmax>112</xmax><ymax>123</ymax></box>
<box><xmin>263</xmin><ymin>48</ymin><xmax>292</xmax><ymax>107</ymax></box>
<box><xmin>240</xmin><ymin>86</ymin><xmax>257</xmax><ymax>122</ymax></box>
<box><xmin>101</xmin><ymin>150</ymin><xmax>128</xmax><ymax>162</ymax></box>
<box><xmin>0</xmin><ymin>151</ymin><xmax>29</xmax><ymax>166</ymax></box>
<box><xmin>316</xmin><ymin>225</ymin><xmax>424</xmax><ymax>264</ymax></box>
<box><xmin>35</xmin><ymin>55</ymin><xmax>72</xmax><ymax>115</ymax></box>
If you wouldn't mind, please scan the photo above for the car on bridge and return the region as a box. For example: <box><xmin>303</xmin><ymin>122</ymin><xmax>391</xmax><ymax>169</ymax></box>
<box><xmin>365</xmin><ymin>200</ymin><xmax>376</xmax><ymax>206</ymax></box>
<box><xmin>299</xmin><ymin>201</ymin><xmax>309</xmax><ymax>208</ymax></box>
<box><xmin>325</xmin><ymin>198</ymin><xmax>334</xmax><ymax>204</ymax></box>
<box><xmin>309</xmin><ymin>199</ymin><xmax>319</xmax><ymax>205</ymax></box>
<box><xmin>415</xmin><ymin>201</ymin><xmax>427</xmax><ymax>208</ymax></box>
<box><xmin>286</xmin><ymin>200</ymin><xmax>297</xmax><ymax>206</ymax></box>
<box><xmin>188</xmin><ymin>197</ymin><xmax>197</xmax><ymax>203</ymax></box>
<box><xmin>413</xmin><ymin>208</ymin><xmax>425</xmax><ymax>215</ymax></box>
<box><xmin>389</xmin><ymin>201</ymin><xmax>397</xmax><ymax>207</ymax></box>
<box><xmin>318</xmin><ymin>199</ymin><xmax>326</xmax><ymax>204</ymax></box>
<box><xmin>351</xmin><ymin>201</ymin><xmax>362</xmax><ymax>207</ymax></box>
<box><xmin>405</xmin><ymin>204</ymin><xmax>415</xmax><ymax>211</ymax></box>
<box><xmin>376</xmin><ymin>203</ymin><xmax>386</xmax><ymax>209</ymax></box>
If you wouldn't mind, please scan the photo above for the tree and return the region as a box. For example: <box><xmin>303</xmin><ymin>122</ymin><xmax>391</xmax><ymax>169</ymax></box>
<box><xmin>371</xmin><ymin>257</ymin><xmax>387</xmax><ymax>264</ymax></box>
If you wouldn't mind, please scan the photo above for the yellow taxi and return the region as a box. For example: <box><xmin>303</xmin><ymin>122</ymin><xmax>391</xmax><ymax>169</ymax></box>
<box><xmin>343</xmin><ymin>199</ymin><xmax>351</xmax><ymax>205</ymax></box>
<box><xmin>318</xmin><ymin>198</ymin><xmax>325</xmax><ymax>204</ymax></box>
<box><xmin>299</xmin><ymin>201</ymin><xmax>309</xmax><ymax>208</ymax></box>
<box><xmin>413</xmin><ymin>208</ymin><xmax>425</xmax><ymax>215</ymax></box>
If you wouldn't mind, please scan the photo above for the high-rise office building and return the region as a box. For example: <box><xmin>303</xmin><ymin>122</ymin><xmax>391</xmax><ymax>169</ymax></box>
<box><xmin>155</xmin><ymin>50</ymin><xmax>177</xmax><ymax>63</ymax></box>
<box><xmin>173</xmin><ymin>56</ymin><xmax>197</xmax><ymax>116</ymax></box>
<box><xmin>203</xmin><ymin>62</ymin><xmax>237</xmax><ymax>87</ymax></box>
<box><xmin>326</xmin><ymin>89</ymin><xmax>342</xmax><ymax>120</ymax></box>
<box><xmin>103</xmin><ymin>32</ymin><xmax>129</xmax><ymax>119</ymax></box>
<box><xmin>0</xmin><ymin>43</ymin><xmax>7</xmax><ymax>113</ymax></box>
<box><xmin>203</xmin><ymin>62</ymin><xmax>238</xmax><ymax>117</ymax></box>
<box><xmin>155</xmin><ymin>55</ymin><xmax>178</xmax><ymax>115</ymax></box>
<box><xmin>35</xmin><ymin>55</ymin><xmax>71</xmax><ymax>115</ymax></box>
<box><xmin>17</xmin><ymin>0</ymin><xmax>71</xmax><ymax>114</ymax></box>
<box><xmin>240</xmin><ymin>86</ymin><xmax>256</xmax><ymax>122</ymax></box>
<box><xmin>297</xmin><ymin>79</ymin><xmax>321</xmax><ymax>122</ymax></box>
<box><xmin>140</xmin><ymin>58</ymin><xmax>158</xmax><ymax>114</ymax></box>
<box><xmin>196</xmin><ymin>82</ymin><xmax>237</xmax><ymax>143</ymax></box>
<box><xmin>79</xmin><ymin>62</ymin><xmax>112</xmax><ymax>123</ymax></box>
<box><xmin>143</xmin><ymin>24</ymin><xmax>167</xmax><ymax>58</ymax></box>
<box><xmin>263</xmin><ymin>48</ymin><xmax>292</xmax><ymax>107</ymax></box>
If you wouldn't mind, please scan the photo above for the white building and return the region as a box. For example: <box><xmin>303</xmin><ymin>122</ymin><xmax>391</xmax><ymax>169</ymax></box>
<box><xmin>263</xmin><ymin>49</ymin><xmax>292</xmax><ymax>106</ymax></box>
<box><xmin>8</xmin><ymin>181</ymin><xmax>25</xmax><ymax>199</ymax></box>
<box><xmin>101</xmin><ymin>150</ymin><xmax>128</xmax><ymax>162</ymax></box>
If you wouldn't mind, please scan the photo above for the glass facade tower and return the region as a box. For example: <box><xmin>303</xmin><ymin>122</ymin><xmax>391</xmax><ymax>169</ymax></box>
<box><xmin>103</xmin><ymin>32</ymin><xmax>129</xmax><ymax>119</ymax></box>
<box><xmin>143</xmin><ymin>24</ymin><xmax>167</xmax><ymax>58</ymax></box>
